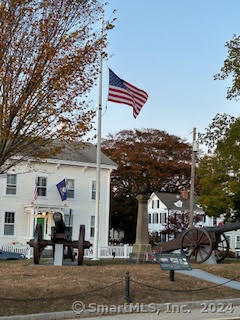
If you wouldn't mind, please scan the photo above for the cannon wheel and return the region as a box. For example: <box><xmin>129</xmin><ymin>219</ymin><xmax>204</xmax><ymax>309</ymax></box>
<box><xmin>181</xmin><ymin>227</ymin><xmax>212</xmax><ymax>263</ymax></box>
<box><xmin>78</xmin><ymin>225</ymin><xmax>85</xmax><ymax>265</ymax></box>
<box><xmin>215</xmin><ymin>234</ymin><xmax>230</xmax><ymax>263</ymax></box>
<box><xmin>33</xmin><ymin>224</ymin><xmax>43</xmax><ymax>264</ymax></box>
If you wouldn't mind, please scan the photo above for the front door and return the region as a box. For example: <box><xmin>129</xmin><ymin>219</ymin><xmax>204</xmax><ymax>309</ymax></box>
<box><xmin>37</xmin><ymin>217</ymin><xmax>45</xmax><ymax>238</ymax></box>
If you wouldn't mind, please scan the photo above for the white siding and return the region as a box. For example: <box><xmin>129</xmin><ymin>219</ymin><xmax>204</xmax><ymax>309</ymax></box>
<box><xmin>148</xmin><ymin>193</ymin><xmax>168</xmax><ymax>234</ymax></box>
<box><xmin>0</xmin><ymin>160</ymin><xmax>113</xmax><ymax>247</ymax></box>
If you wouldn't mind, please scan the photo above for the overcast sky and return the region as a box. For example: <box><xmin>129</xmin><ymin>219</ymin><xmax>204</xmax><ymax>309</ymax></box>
<box><xmin>90</xmin><ymin>1</ymin><xmax>240</xmax><ymax>143</ymax></box>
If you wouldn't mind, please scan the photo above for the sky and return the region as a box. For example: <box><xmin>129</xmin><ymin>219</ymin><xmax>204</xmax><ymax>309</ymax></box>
<box><xmin>91</xmin><ymin>0</ymin><xmax>240</xmax><ymax>144</ymax></box>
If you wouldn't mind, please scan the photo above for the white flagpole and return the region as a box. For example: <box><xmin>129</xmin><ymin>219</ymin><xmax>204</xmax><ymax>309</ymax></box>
<box><xmin>92</xmin><ymin>11</ymin><xmax>104</xmax><ymax>260</ymax></box>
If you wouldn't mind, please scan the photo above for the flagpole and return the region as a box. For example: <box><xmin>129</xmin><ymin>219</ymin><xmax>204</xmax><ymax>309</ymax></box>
<box><xmin>92</xmin><ymin>11</ymin><xmax>104</xmax><ymax>260</ymax></box>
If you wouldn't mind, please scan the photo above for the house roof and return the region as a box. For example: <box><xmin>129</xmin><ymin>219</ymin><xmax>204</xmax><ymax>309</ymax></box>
<box><xmin>48</xmin><ymin>143</ymin><xmax>117</xmax><ymax>167</ymax></box>
<box><xmin>153</xmin><ymin>191</ymin><xmax>202</xmax><ymax>211</ymax></box>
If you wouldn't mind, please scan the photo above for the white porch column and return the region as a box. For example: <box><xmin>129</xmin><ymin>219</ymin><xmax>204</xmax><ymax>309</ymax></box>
<box><xmin>29</xmin><ymin>210</ymin><xmax>35</xmax><ymax>239</ymax></box>
<box><xmin>24</xmin><ymin>206</ymin><xmax>35</xmax><ymax>240</ymax></box>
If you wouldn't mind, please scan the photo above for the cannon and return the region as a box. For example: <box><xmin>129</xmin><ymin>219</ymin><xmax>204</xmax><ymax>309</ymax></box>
<box><xmin>154</xmin><ymin>221</ymin><xmax>240</xmax><ymax>264</ymax></box>
<box><xmin>51</xmin><ymin>212</ymin><xmax>72</xmax><ymax>242</ymax></box>
<box><xmin>28</xmin><ymin>212</ymin><xmax>91</xmax><ymax>265</ymax></box>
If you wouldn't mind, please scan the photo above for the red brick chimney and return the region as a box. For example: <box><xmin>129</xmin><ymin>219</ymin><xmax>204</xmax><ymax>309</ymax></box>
<box><xmin>180</xmin><ymin>189</ymin><xmax>189</xmax><ymax>200</ymax></box>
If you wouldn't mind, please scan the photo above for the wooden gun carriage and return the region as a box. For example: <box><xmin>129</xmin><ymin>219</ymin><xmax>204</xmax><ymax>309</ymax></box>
<box><xmin>155</xmin><ymin>222</ymin><xmax>240</xmax><ymax>263</ymax></box>
<box><xmin>28</xmin><ymin>212</ymin><xmax>91</xmax><ymax>265</ymax></box>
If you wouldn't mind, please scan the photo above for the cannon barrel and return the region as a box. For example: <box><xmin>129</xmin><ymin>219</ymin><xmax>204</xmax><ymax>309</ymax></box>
<box><xmin>53</xmin><ymin>212</ymin><xmax>66</xmax><ymax>233</ymax></box>
<box><xmin>204</xmin><ymin>221</ymin><xmax>240</xmax><ymax>234</ymax></box>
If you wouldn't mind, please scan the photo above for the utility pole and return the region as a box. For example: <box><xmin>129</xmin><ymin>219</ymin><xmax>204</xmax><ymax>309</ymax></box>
<box><xmin>189</xmin><ymin>127</ymin><xmax>198</xmax><ymax>228</ymax></box>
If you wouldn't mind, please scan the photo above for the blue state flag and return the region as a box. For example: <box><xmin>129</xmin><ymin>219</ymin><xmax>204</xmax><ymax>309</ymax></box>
<box><xmin>56</xmin><ymin>179</ymin><xmax>67</xmax><ymax>201</ymax></box>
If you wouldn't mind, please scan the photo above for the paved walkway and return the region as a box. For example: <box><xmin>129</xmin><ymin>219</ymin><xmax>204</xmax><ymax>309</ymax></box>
<box><xmin>177</xmin><ymin>269</ymin><xmax>240</xmax><ymax>290</ymax></box>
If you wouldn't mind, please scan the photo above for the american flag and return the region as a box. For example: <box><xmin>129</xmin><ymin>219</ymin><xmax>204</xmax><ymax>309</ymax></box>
<box><xmin>33</xmin><ymin>182</ymin><xmax>38</xmax><ymax>201</ymax></box>
<box><xmin>108</xmin><ymin>68</ymin><xmax>148</xmax><ymax>118</ymax></box>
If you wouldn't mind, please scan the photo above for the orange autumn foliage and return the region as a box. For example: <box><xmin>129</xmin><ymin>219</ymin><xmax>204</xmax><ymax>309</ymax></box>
<box><xmin>0</xmin><ymin>0</ymin><xmax>110</xmax><ymax>172</ymax></box>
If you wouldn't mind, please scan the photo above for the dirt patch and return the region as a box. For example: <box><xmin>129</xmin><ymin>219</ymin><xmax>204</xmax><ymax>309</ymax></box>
<box><xmin>0</xmin><ymin>259</ymin><xmax>239</xmax><ymax>316</ymax></box>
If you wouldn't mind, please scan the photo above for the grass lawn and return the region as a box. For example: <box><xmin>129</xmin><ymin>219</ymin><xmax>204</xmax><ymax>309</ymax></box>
<box><xmin>198</xmin><ymin>259</ymin><xmax>240</xmax><ymax>279</ymax></box>
<box><xmin>0</xmin><ymin>259</ymin><xmax>239</xmax><ymax>316</ymax></box>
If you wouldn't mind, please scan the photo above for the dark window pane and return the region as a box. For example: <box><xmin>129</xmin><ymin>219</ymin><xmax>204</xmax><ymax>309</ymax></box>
<box><xmin>67</xmin><ymin>189</ymin><xmax>74</xmax><ymax>199</ymax></box>
<box><xmin>4</xmin><ymin>212</ymin><xmax>15</xmax><ymax>235</ymax></box>
<box><xmin>4</xmin><ymin>224</ymin><xmax>14</xmax><ymax>235</ymax></box>
<box><xmin>38</xmin><ymin>177</ymin><xmax>46</xmax><ymax>187</ymax></box>
<box><xmin>5</xmin><ymin>212</ymin><xmax>14</xmax><ymax>223</ymax></box>
<box><xmin>7</xmin><ymin>174</ymin><xmax>16</xmax><ymax>184</ymax></box>
<box><xmin>92</xmin><ymin>181</ymin><xmax>96</xmax><ymax>200</ymax></box>
<box><xmin>38</xmin><ymin>187</ymin><xmax>46</xmax><ymax>196</ymax></box>
<box><xmin>6</xmin><ymin>175</ymin><xmax>16</xmax><ymax>195</ymax></box>
<box><xmin>148</xmin><ymin>214</ymin><xmax>151</xmax><ymax>224</ymax></box>
<box><xmin>6</xmin><ymin>187</ymin><xmax>16</xmax><ymax>195</ymax></box>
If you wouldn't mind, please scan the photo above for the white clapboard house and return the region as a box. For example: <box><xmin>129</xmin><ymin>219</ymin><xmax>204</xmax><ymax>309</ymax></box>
<box><xmin>0</xmin><ymin>143</ymin><xmax>117</xmax><ymax>248</ymax></box>
<box><xmin>148</xmin><ymin>190</ymin><xmax>240</xmax><ymax>255</ymax></box>
<box><xmin>148</xmin><ymin>190</ymin><xmax>203</xmax><ymax>242</ymax></box>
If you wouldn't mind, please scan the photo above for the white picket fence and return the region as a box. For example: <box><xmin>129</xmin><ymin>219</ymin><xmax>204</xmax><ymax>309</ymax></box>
<box><xmin>0</xmin><ymin>244</ymin><xmax>33</xmax><ymax>259</ymax></box>
<box><xmin>84</xmin><ymin>244</ymin><xmax>133</xmax><ymax>259</ymax></box>
<box><xmin>0</xmin><ymin>244</ymin><xmax>133</xmax><ymax>260</ymax></box>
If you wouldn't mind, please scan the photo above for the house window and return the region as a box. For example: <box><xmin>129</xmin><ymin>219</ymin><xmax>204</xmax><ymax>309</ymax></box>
<box><xmin>90</xmin><ymin>216</ymin><xmax>95</xmax><ymax>237</ymax></box>
<box><xmin>160</xmin><ymin>233</ymin><xmax>166</xmax><ymax>242</ymax></box>
<box><xmin>4</xmin><ymin>212</ymin><xmax>15</xmax><ymax>236</ymax></box>
<box><xmin>213</xmin><ymin>216</ymin><xmax>217</xmax><ymax>226</ymax></box>
<box><xmin>157</xmin><ymin>200</ymin><xmax>160</xmax><ymax>208</ymax></box>
<box><xmin>236</xmin><ymin>236</ymin><xmax>240</xmax><ymax>248</ymax></box>
<box><xmin>160</xmin><ymin>212</ymin><xmax>166</xmax><ymax>223</ymax></box>
<box><xmin>66</xmin><ymin>179</ymin><xmax>74</xmax><ymax>199</ymax></box>
<box><xmin>91</xmin><ymin>181</ymin><xmax>96</xmax><ymax>200</ymax></box>
<box><xmin>6</xmin><ymin>174</ymin><xmax>17</xmax><ymax>195</ymax></box>
<box><xmin>148</xmin><ymin>214</ymin><xmax>151</xmax><ymax>224</ymax></box>
<box><xmin>64</xmin><ymin>209</ymin><xmax>73</xmax><ymax>227</ymax></box>
<box><xmin>203</xmin><ymin>215</ymin><xmax>206</xmax><ymax>223</ymax></box>
<box><xmin>153</xmin><ymin>213</ymin><xmax>158</xmax><ymax>224</ymax></box>
<box><xmin>37</xmin><ymin>177</ymin><xmax>47</xmax><ymax>196</ymax></box>
<box><xmin>152</xmin><ymin>200</ymin><xmax>154</xmax><ymax>209</ymax></box>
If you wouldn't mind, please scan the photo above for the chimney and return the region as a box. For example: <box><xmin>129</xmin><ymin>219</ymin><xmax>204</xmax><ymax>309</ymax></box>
<box><xmin>180</xmin><ymin>189</ymin><xmax>188</xmax><ymax>200</ymax></box>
